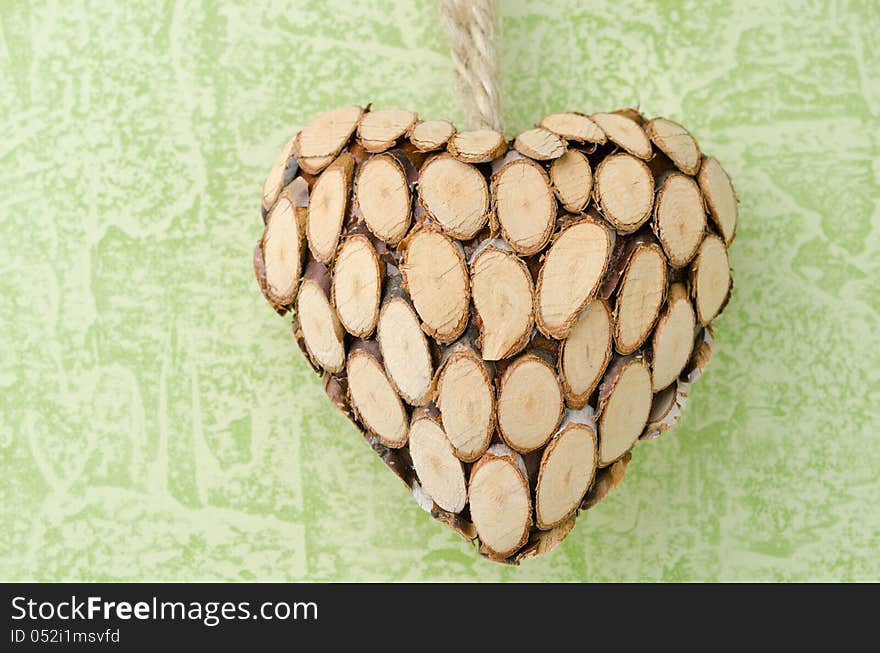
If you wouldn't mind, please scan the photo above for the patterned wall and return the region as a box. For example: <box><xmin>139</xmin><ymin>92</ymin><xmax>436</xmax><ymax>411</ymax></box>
<box><xmin>1</xmin><ymin>0</ymin><xmax>877</xmax><ymax>581</ymax></box>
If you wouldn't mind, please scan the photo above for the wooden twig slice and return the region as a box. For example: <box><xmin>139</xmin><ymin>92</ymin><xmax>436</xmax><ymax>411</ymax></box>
<box><xmin>497</xmin><ymin>353</ymin><xmax>564</xmax><ymax>453</ymax></box>
<box><xmin>332</xmin><ymin>234</ymin><xmax>383</xmax><ymax>337</ymax></box>
<box><xmin>447</xmin><ymin>129</ymin><xmax>507</xmax><ymax>163</ymax></box>
<box><xmin>261</xmin><ymin>135</ymin><xmax>297</xmax><ymax>213</ymax></box>
<box><xmin>435</xmin><ymin>344</ymin><xmax>494</xmax><ymax>462</ymax></box>
<box><xmin>691</xmin><ymin>234</ymin><xmax>732</xmax><ymax>325</ymax></box>
<box><xmin>259</xmin><ymin>193</ymin><xmax>305</xmax><ymax>313</ymax></box>
<box><xmin>513</xmin><ymin>127</ymin><xmax>566</xmax><ymax>160</ymax></box>
<box><xmin>644</xmin><ymin>118</ymin><xmax>701</xmax><ymax>176</ymax></box>
<box><xmin>492</xmin><ymin>158</ymin><xmax>556</xmax><ymax>255</ymax></box>
<box><xmin>409</xmin><ymin>412</ymin><xmax>467</xmax><ymax>513</ymax></box>
<box><xmin>539</xmin><ymin>112</ymin><xmax>606</xmax><ymax>144</ymax></box>
<box><xmin>400</xmin><ymin>227</ymin><xmax>470</xmax><ymax>343</ymax></box>
<box><xmin>650</xmin><ymin>282</ymin><xmax>696</xmax><ymax>391</ymax></box>
<box><xmin>294</xmin><ymin>105</ymin><xmax>364</xmax><ymax>173</ymax></box>
<box><xmin>697</xmin><ymin>156</ymin><xmax>738</xmax><ymax>245</ymax></box>
<box><xmin>652</xmin><ymin>172</ymin><xmax>707</xmax><ymax>268</ymax></box>
<box><xmin>594</xmin><ymin>153</ymin><xmax>655</xmax><ymax>233</ymax></box>
<box><xmin>417</xmin><ymin>154</ymin><xmax>489</xmax><ymax>239</ymax></box>
<box><xmin>377</xmin><ymin>293</ymin><xmax>434</xmax><ymax>405</ymax></box>
<box><xmin>410</xmin><ymin>120</ymin><xmax>456</xmax><ymax>152</ymax></box>
<box><xmin>549</xmin><ymin>149</ymin><xmax>593</xmax><ymax>213</ymax></box>
<box><xmin>613</xmin><ymin>242</ymin><xmax>668</xmax><ymax>355</ymax></box>
<box><xmin>536</xmin><ymin>218</ymin><xmax>613</xmax><ymax>339</ymax></box>
<box><xmin>470</xmin><ymin>246</ymin><xmax>535</xmax><ymax>360</ymax></box>
<box><xmin>597</xmin><ymin>357</ymin><xmax>652</xmax><ymax>466</ymax></box>
<box><xmin>307</xmin><ymin>152</ymin><xmax>355</xmax><ymax>263</ymax></box>
<box><xmin>535</xmin><ymin>420</ymin><xmax>598</xmax><ymax>530</ymax></box>
<box><xmin>354</xmin><ymin>153</ymin><xmax>411</xmax><ymax>245</ymax></box>
<box><xmin>346</xmin><ymin>342</ymin><xmax>409</xmax><ymax>448</ymax></box>
<box><xmin>296</xmin><ymin>262</ymin><xmax>345</xmax><ymax>373</ymax></box>
<box><xmin>558</xmin><ymin>299</ymin><xmax>613</xmax><ymax>408</ymax></box>
<box><xmin>357</xmin><ymin>108</ymin><xmax>418</xmax><ymax>152</ymax></box>
<box><xmin>468</xmin><ymin>449</ymin><xmax>532</xmax><ymax>560</ymax></box>
<box><xmin>590</xmin><ymin>112</ymin><xmax>653</xmax><ymax>160</ymax></box>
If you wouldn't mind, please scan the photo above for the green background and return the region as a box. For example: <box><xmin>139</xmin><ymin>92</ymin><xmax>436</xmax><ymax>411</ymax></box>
<box><xmin>1</xmin><ymin>0</ymin><xmax>878</xmax><ymax>581</ymax></box>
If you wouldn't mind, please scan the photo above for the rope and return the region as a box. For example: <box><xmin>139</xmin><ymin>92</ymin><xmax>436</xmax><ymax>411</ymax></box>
<box><xmin>438</xmin><ymin>0</ymin><xmax>503</xmax><ymax>132</ymax></box>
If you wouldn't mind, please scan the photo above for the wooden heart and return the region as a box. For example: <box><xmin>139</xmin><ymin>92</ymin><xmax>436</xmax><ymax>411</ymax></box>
<box><xmin>254</xmin><ymin>106</ymin><xmax>735</xmax><ymax>563</ymax></box>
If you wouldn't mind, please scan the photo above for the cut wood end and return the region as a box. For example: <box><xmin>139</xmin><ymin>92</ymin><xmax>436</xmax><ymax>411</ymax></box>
<box><xmin>535</xmin><ymin>422</ymin><xmax>598</xmax><ymax>530</ymax></box>
<box><xmin>354</xmin><ymin>153</ymin><xmax>411</xmax><ymax>245</ymax></box>
<box><xmin>536</xmin><ymin>218</ymin><xmax>612</xmax><ymax>339</ymax></box>
<box><xmin>409</xmin><ymin>414</ymin><xmax>467</xmax><ymax>513</ymax></box>
<box><xmin>294</xmin><ymin>105</ymin><xmax>364</xmax><ymax>173</ymax></box>
<box><xmin>645</xmin><ymin>118</ymin><xmax>701</xmax><ymax>176</ymax></box>
<box><xmin>691</xmin><ymin>234</ymin><xmax>731</xmax><ymax>325</ymax></box>
<box><xmin>297</xmin><ymin>266</ymin><xmax>345</xmax><ymax>373</ymax></box>
<box><xmin>410</xmin><ymin>120</ymin><xmax>456</xmax><ymax>151</ymax></box>
<box><xmin>651</xmin><ymin>282</ymin><xmax>696</xmax><ymax>391</ymax></box>
<box><xmin>377</xmin><ymin>296</ymin><xmax>434</xmax><ymax>405</ymax></box>
<box><xmin>261</xmin><ymin>135</ymin><xmax>297</xmax><ymax>212</ymax></box>
<box><xmin>357</xmin><ymin>108</ymin><xmax>418</xmax><ymax>152</ymax></box>
<box><xmin>653</xmin><ymin>172</ymin><xmax>707</xmax><ymax>268</ymax></box>
<box><xmin>260</xmin><ymin>196</ymin><xmax>303</xmax><ymax>311</ymax></box>
<box><xmin>539</xmin><ymin>112</ymin><xmax>606</xmax><ymax>144</ymax></box>
<box><xmin>470</xmin><ymin>246</ymin><xmax>535</xmax><ymax>360</ymax></box>
<box><xmin>492</xmin><ymin>158</ymin><xmax>556</xmax><ymax>255</ymax></box>
<box><xmin>332</xmin><ymin>234</ymin><xmax>382</xmax><ymax>337</ymax></box>
<box><xmin>613</xmin><ymin>242</ymin><xmax>668</xmax><ymax>355</ymax></box>
<box><xmin>447</xmin><ymin>129</ymin><xmax>507</xmax><ymax>163</ymax></box>
<box><xmin>594</xmin><ymin>153</ymin><xmax>655</xmax><ymax>232</ymax></box>
<box><xmin>498</xmin><ymin>353</ymin><xmax>564</xmax><ymax>453</ymax></box>
<box><xmin>590</xmin><ymin>112</ymin><xmax>653</xmax><ymax>160</ymax></box>
<box><xmin>549</xmin><ymin>149</ymin><xmax>593</xmax><ymax>213</ymax></box>
<box><xmin>513</xmin><ymin>127</ymin><xmax>566</xmax><ymax>160</ymax></box>
<box><xmin>347</xmin><ymin>347</ymin><xmax>409</xmax><ymax>448</ymax></box>
<box><xmin>697</xmin><ymin>156</ymin><xmax>738</xmax><ymax>245</ymax></box>
<box><xmin>436</xmin><ymin>347</ymin><xmax>494</xmax><ymax>462</ymax></box>
<box><xmin>559</xmin><ymin>299</ymin><xmax>613</xmax><ymax>408</ymax></box>
<box><xmin>418</xmin><ymin>154</ymin><xmax>489</xmax><ymax>239</ymax></box>
<box><xmin>400</xmin><ymin>228</ymin><xmax>470</xmax><ymax>343</ymax></box>
<box><xmin>468</xmin><ymin>452</ymin><xmax>532</xmax><ymax>559</ymax></box>
<box><xmin>597</xmin><ymin>358</ymin><xmax>652</xmax><ymax>466</ymax></box>
<box><xmin>307</xmin><ymin>152</ymin><xmax>355</xmax><ymax>263</ymax></box>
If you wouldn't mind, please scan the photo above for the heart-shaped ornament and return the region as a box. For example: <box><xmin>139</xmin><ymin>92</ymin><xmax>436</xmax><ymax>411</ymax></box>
<box><xmin>255</xmin><ymin>105</ymin><xmax>735</xmax><ymax>563</ymax></box>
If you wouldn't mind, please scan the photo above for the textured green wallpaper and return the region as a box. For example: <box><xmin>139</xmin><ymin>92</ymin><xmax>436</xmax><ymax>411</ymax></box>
<box><xmin>1</xmin><ymin>0</ymin><xmax>878</xmax><ymax>582</ymax></box>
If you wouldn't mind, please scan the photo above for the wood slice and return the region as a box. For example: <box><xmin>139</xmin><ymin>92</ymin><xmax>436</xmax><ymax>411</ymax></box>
<box><xmin>260</xmin><ymin>194</ymin><xmax>305</xmax><ymax>313</ymax></box>
<box><xmin>651</xmin><ymin>282</ymin><xmax>696</xmax><ymax>391</ymax></box>
<box><xmin>497</xmin><ymin>353</ymin><xmax>564</xmax><ymax>453</ymax></box>
<box><xmin>614</xmin><ymin>242</ymin><xmax>668</xmax><ymax>355</ymax></box>
<box><xmin>594</xmin><ymin>153</ymin><xmax>655</xmax><ymax>233</ymax></box>
<box><xmin>377</xmin><ymin>295</ymin><xmax>433</xmax><ymax>405</ymax></box>
<box><xmin>468</xmin><ymin>451</ymin><xmax>532</xmax><ymax>559</ymax></box>
<box><xmin>644</xmin><ymin>118</ymin><xmax>701</xmax><ymax>176</ymax></box>
<box><xmin>294</xmin><ymin>105</ymin><xmax>364</xmax><ymax>174</ymax></box>
<box><xmin>447</xmin><ymin>129</ymin><xmax>507</xmax><ymax>163</ymax></box>
<box><xmin>536</xmin><ymin>218</ymin><xmax>613</xmax><ymax>339</ymax></box>
<box><xmin>400</xmin><ymin>227</ymin><xmax>470</xmax><ymax>343</ymax></box>
<box><xmin>597</xmin><ymin>357</ymin><xmax>652</xmax><ymax>466</ymax></box>
<box><xmin>409</xmin><ymin>413</ymin><xmax>467</xmax><ymax>513</ymax></box>
<box><xmin>539</xmin><ymin>112</ymin><xmax>606</xmax><ymax>144</ymax></box>
<box><xmin>558</xmin><ymin>299</ymin><xmax>613</xmax><ymax>408</ymax></box>
<box><xmin>417</xmin><ymin>154</ymin><xmax>489</xmax><ymax>239</ymax></box>
<box><xmin>261</xmin><ymin>135</ymin><xmax>297</xmax><ymax>213</ymax></box>
<box><xmin>435</xmin><ymin>346</ymin><xmax>494</xmax><ymax>462</ymax></box>
<box><xmin>691</xmin><ymin>234</ymin><xmax>731</xmax><ymax>325</ymax></box>
<box><xmin>332</xmin><ymin>234</ymin><xmax>383</xmax><ymax>337</ymax></box>
<box><xmin>535</xmin><ymin>421</ymin><xmax>598</xmax><ymax>529</ymax></box>
<box><xmin>410</xmin><ymin>120</ymin><xmax>456</xmax><ymax>152</ymax></box>
<box><xmin>307</xmin><ymin>152</ymin><xmax>355</xmax><ymax>263</ymax></box>
<box><xmin>590</xmin><ymin>112</ymin><xmax>653</xmax><ymax>160</ymax></box>
<box><xmin>296</xmin><ymin>262</ymin><xmax>345</xmax><ymax>373</ymax></box>
<box><xmin>513</xmin><ymin>127</ymin><xmax>566</xmax><ymax>160</ymax></box>
<box><xmin>653</xmin><ymin>172</ymin><xmax>707</xmax><ymax>268</ymax></box>
<box><xmin>697</xmin><ymin>156</ymin><xmax>738</xmax><ymax>245</ymax></box>
<box><xmin>549</xmin><ymin>149</ymin><xmax>593</xmax><ymax>213</ymax></box>
<box><xmin>470</xmin><ymin>246</ymin><xmax>535</xmax><ymax>360</ymax></box>
<box><xmin>347</xmin><ymin>343</ymin><xmax>409</xmax><ymax>448</ymax></box>
<box><xmin>354</xmin><ymin>153</ymin><xmax>411</xmax><ymax>245</ymax></box>
<box><xmin>357</xmin><ymin>108</ymin><xmax>417</xmax><ymax>152</ymax></box>
<box><xmin>492</xmin><ymin>158</ymin><xmax>556</xmax><ymax>255</ymax></box>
